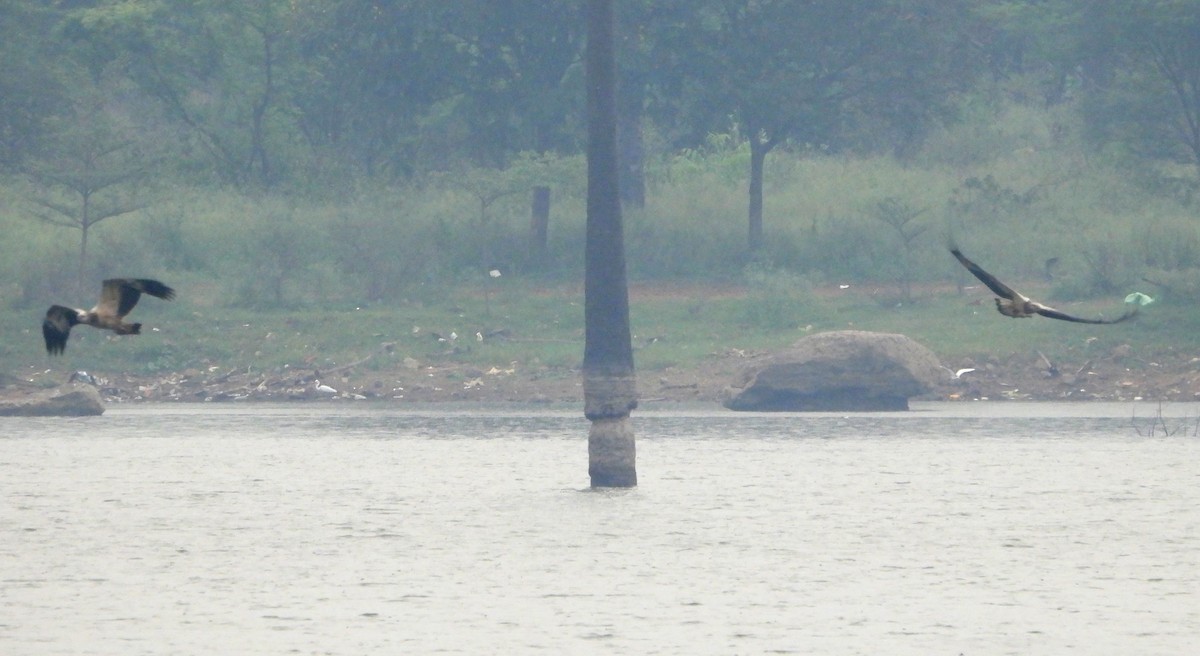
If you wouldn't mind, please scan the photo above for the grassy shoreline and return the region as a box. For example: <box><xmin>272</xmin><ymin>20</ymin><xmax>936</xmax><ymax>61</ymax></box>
<box><xmin>3</xmin><ymin>280</ymin><xmax>1194</xmax><ymax>405</ymax></box>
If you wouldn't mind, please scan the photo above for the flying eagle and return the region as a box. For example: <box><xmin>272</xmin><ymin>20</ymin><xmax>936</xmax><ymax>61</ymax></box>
<box><xmin>950</xmin><ymin>247</ymin><xmax>1136</xmax><ymax>324</ymax></box>
<box><xmin>42</xmin><ymin>278</ymin><xmax>176</xmax><ymax>355</ymax></box>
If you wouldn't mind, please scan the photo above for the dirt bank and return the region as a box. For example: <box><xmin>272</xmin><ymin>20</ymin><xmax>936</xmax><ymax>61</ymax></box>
<box><xmin>4</xmin><ymin>343</ymin><xmax>1199</xmax><ymax>407</ymax></box>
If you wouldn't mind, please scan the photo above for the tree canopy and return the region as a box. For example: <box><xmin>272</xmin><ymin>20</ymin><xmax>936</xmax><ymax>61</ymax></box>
<box><xmin>0</xmin><ymin>1</ymin><xmax>1196</xmax><ymax>248</ymax></box>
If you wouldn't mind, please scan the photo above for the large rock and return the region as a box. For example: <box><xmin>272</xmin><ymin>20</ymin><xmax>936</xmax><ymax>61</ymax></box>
<box><xmin>0</xmin><ymin>385</ymin><xmax>105</xmax><ymax>417</ymax></box>
<box><xmin>723</xmin><ymin>330</ymin><xmax>941</xmax><ymax>411</ymax></box>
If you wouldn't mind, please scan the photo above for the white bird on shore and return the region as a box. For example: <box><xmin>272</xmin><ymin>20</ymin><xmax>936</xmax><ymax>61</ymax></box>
<box><xmin>314</xmin><ymin>380</ymin><xmax>337</xmax><ymax>394</ymax></box>
<box><xmin>941</xmin><ymin>366</ymin><xmax>976</xmax><ymax>380</ymax></box>
<box><xmin>68</xmin><ymin>370</ymin><xmax>101</xmax><ymax>385</ymax></box>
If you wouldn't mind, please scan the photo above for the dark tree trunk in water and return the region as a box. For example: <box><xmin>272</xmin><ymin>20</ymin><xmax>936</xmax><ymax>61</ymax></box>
<box><xmin>529</xmin><ymin>185</ymin><xmax>551</xmax><ymax>268</ymax></box>
<box><xmin>584</xmin><ymin>0</ymin><xmax>637</xmax><ymax>488</ymax></box>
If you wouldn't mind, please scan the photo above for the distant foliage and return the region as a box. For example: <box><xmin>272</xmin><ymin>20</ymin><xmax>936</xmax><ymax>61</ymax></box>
<box><xmin>1139</xmin><ymin>268</ymin><xmax>1200</xmax><ymax>305</ymax></box>
<box><xmin>949</xmin><ymin>174</ymin><xmax>1040</xmax><ymax>226</ymax></box>
<box><xmin>739</xmin><ymin>263</ymin><xmax>815</xmax><ymax>331</ymax></box>
<box><xmin>655</xmin><ymin>130</ymin><xmax>751</xmax><ymax>187</ymax></box>
<box><xmin>2</xmin><ymin>95</ymin><xmax>1198</xmax><ymax>310</ymax></box>
<box><xmin>1050</xmin><ymin>238</ymin><xmax>1138</xmax><ymax>301</ymax></box>
<box><xmin>1135</xmin><ymin>217</ymin><xmax>1200</xmax><ymax>272</ymax></box>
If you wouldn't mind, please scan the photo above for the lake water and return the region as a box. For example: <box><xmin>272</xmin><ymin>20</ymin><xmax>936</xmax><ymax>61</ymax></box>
<box><xmin>2</xmin><ymin>402</ymin><xmax>1198</xmax><ymax>655</ymax></box>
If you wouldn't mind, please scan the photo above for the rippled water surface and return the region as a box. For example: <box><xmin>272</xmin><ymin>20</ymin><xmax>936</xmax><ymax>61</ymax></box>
<box><xmin>3</xmin><ymin>402</ymin><xmax>1199</xmax><ymax>655</ymax></box>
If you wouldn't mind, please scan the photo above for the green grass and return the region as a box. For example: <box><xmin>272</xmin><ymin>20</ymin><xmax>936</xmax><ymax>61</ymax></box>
<box><xmin>3</xmin><ymin>277</ymin><xmax>1186</xmax><ymax>387</ymax></box>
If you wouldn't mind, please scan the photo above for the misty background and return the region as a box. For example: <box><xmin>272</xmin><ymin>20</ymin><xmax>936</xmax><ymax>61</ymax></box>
<box><xmin>1</xmin><ymin>1</ymin><xmax>1198</xmax><ymax>311</ymax></box>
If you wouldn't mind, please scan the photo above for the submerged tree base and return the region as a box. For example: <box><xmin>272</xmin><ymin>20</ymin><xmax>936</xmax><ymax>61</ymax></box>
<box><xmin>584</xmin><ymin>368</ymin><xmax>638</xmax><ymax>487</ymax></box>
<box><xmin>588</xmin><ymin>416</ymin><xmax>636</xmax><ymax>488</ymax></box>
<box><xmin>583</xmin><ymin>368</ymin><xmax>638</xmax><ymax>420</ymax></box>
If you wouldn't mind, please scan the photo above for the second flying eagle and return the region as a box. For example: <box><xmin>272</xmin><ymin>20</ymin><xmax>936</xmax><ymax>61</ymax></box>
<box><xmin>950</xmin><ymin>247</ymin><xmax>1136</xmax><ymax>325</ymax></box>
<box><xmin>43</xmin><ymin>278</ymin><xmax>176</xmax><ymax>355</ymax></box>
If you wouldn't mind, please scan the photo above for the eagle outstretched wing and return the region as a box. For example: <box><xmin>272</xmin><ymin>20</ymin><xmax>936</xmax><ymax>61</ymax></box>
<box><xmin>96</xmin><ymin>279</ymin><xmax>176</xmax><ymax>319</ymax></box>
<box><xmin>1031</xmin><ymin>303</ymin><xmax>1137</xmax><ymax>325</ymax></box>
<box><xmin>950</xmin><ymin>247</ymin><xmax>1021</xmax><ymax>301</ymax></box>
<box><xmin>42</xmin><ymin>305</ymin><xmax>79</xmax><ymax>355</ymax></box>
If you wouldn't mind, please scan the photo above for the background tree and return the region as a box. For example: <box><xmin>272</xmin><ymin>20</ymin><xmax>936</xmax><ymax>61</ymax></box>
<box><xmin>612</xmin><ymin>0</ymin><xmax>680</xmax><ymax>209</ymax></box>
<box><xmin>291</xmin><ymin>0</ymin><xmax>469</xmax><ymax>177</ymax></box>
<box><xmin>657</xmin><ymin>0</ymin><xmax>981</xmax><ymax>254</ymax></box>
<box><xmin>67</xmin><ymin>0</ymin><xmax>300</xmax><ymax>187</ymax></box>
<box><xmin>23</xmin><ymin>101</ymin><xmax>151</xmax><ymax>293</ymax></box>
<box><xmin>456</xmin><ymin>0</ymin><xmax>585</xmax><ymax>165</ymax></box>
<box><xmin>873</xmin><ymin>197</ymin><xmax>928</xmax><ymax>303</ymax></box>
<box><xmin>434</xmin><ymin>151</ymin><xmax>583</xmax><ymax>272</ymax></box>
<box><xmin>0</xmin><ymin>1</ymin><xmax>70</xmax><ymax>171</ymax></box>
<box><xmin>969</xmin><ymin>0</ymin><xmax>1084</xmax><ymax>106</ymax></box>
<box><xmin>1076</xmin><ymin>0</ymin><xmax>1200</xmax><ymax>183</ymax></box>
